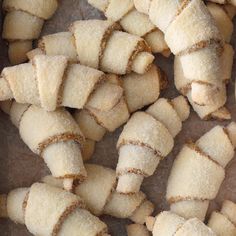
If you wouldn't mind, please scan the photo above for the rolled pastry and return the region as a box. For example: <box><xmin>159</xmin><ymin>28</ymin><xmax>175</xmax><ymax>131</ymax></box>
<box><xmin>0</xmin><ymin>60</ymin><xmax>129</xmax><ymax>161</ymax></box>
<box><xmin>207</xmin><ymin>3</ymin><xmax>236</xmax><ymax>109</ymax></box>
<box><xmin>181</xmin><ymin>2</ymin><xmax>234</xmax><ymax>120</ymax></box>
<box><xmin>207</xmin><ymin>2</ymin><xmax>234</xmax><ymax>43</ymax></box>
<box><xmin>42</xmin><ymin>164</ymin><xmax>154</xmax><ymax>224</ymax></box>
<box><xmin>146</xmin><ymin>211</ymin><xmax>216</xmax><ymax>236</ymax></box>
<box><xmin>174</xmin><ymin>49</ymin><xmax>231</xmax><ymax>120</ymax></box>
<box><xmin>181</xmin><ymin>2</ymin><xmax>235</xmax><ymax>120</ymax></box>
<box><xmin>126</xmin><ymin>224</ymin><xmax>150</xmax><ymax>236</ymax></box>
<box><xmin>0</xmin><ymin>183</ymin><xmax>109</xmax><ymax>236</ymax></box>
<box><xmin>116</xmin><ymin>96</ymin><xmax>190</xmax><ymax>194</ymax></box>
<box><xmin>166</xmin><ymin>122</ymin><xmax>236</xmax><ymax>221</ymax></box>
<box><xmin>0</xmin><ymin>100</ymin><xmax>87</xmax><ymax>190</ymax></box>
<box><xmin>87</xmin><ymin>0</ymin><xmax>170</xmax><ymax>56</ymax></box>
<box><xmin>208</xmin><ymin>2</ymin><xmax>235</xmax><ymax>83</ymax></box>
<box><xmin>208</xmin><ymin>200</ymin><xmax>236</xmax><ymax>236</ymax></box>
<box><xmin>134</xmin><ymin>0</ymin><xmax>227</xmax><ymax>116</ymax></box>
<box><xmin>2</xmin><ymin>0</ymin><xmax>58</xmax><ymax>64</ymax></box>
<box><xmin>74</xmin><ymin>65</ymin><xmax>162</xmax><ymax>160</ymax></box>
<box><xmin>208</xmin><ymin>2</ymin><xmax>235</xmax><ymax>84</ymax></box>
<box><xmin>0</xmin><ymin>54</ymin><xmax>124</xmax><ymax>113</ymax></box>
<box><xmin>175</xmin><ymin>1</ymin><xmax>235</xmax><ymax>120</ymax></box>
<box><xmin>38</xmin><ymin>19</ymin><xmax>155</xmax><ymax>75</ymax></box>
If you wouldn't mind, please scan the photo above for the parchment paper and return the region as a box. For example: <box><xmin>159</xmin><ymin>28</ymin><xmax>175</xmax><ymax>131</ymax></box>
<box><xmin>0</xmin><ymin>1</ymin><xmax>236</xmax><ymax>235</ymax></box>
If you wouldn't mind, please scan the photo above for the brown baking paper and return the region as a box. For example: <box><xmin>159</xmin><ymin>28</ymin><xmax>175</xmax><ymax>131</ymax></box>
<box><xmin>0</xmin><ymin>0</ymin><xmax>236</xmax><ymax>235</ymax></box>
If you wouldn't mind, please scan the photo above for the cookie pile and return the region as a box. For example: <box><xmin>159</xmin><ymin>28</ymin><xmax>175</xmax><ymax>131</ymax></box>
<box><xmin>0</xmin><ymin>0</ymin><xmax>236</xmax><ymax>235</ymax></box>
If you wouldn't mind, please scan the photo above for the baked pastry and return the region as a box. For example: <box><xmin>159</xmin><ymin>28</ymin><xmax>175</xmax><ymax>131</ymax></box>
<box><xmin>0</xmin><ymin>54</ymin><xmax>124</xmax><ymax>112</ymax></box>
<box><xmin>0</xmin><ymin>183</ymin><xmax>109</xmax><ymax>236</ymax></box>
<box><xmin>2</xmin><ymin>0</ymin><xmax>58</xmax><ymax>64</ymax></box>
<box><xmin>0</xmin><ymin>100</ymin><xmax>86</xmax><ymax>191</ymax></box>
<box><xmin>42</xmin><ymin>164</ymin><xmax>154</xmax><ymax>224</ymax></box>
<box><xmin>134</xmin><ymin>0</ymin><xmax>228</xmax><ymax>119</ymax></box>
<box><xmin>87</xmin><ymin>0</ymin><xmax>170</xmax><ymax>56</ymax></box>
<box><xmin>146</xmin><ymin>211</ymin><xmax>216</xmax><ymax>236</ymax></box>
<box><xmin>74</xmin><ymin>65</ymin><xmax>163</xmax><ymax>160</ymax></box>
<box><xmin>116</xmin><ymin>96</ymin><xmax>190</xmax><ymax>194</ymax></box>
<box><xmin>37</xmin><ymin>19</ymin><xmax>155</xmax><ymax>75</ymax></box>
<box><xmin>167</xmin><ymin>122</ymin><xmax>236</xmax><ymax>221</ymax></box>
<box><xmin>208</xmin><ymin>200</ymin><xmax>236</xmax><ymax>236</ymax></box>
<box><xmin>175</xmin><ymin>1</ymin><xmax>235</xmax><ymax>120</ymax></box>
